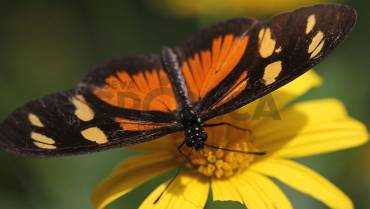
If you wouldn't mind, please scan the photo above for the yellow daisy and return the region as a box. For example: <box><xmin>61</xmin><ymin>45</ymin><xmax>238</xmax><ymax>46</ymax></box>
<box><xmin>91</xmin><ymin>71</ymin><xmax>368</xmax><ymax>209</ymax></box>
<box><xmin>152</xmin><ymin>0</ymin><xmax>336</xmax><ymax>17</ymax></box>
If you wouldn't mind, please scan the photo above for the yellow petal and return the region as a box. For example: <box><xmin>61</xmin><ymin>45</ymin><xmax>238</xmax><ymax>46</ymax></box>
<box><xmin>211</xmin><ymin>179</ymin><xmax>243</xmax><ymax>204</ymax></box>
<box><xmin>252</xmin><ymin>99</ymin><xmax>369</xmax><ymax>158</ymax></box>
<box><xmin>251</xmin><ymin>159</ymin><xmax>353</xmax><ymax>209</ymax></box>
<box><xmin>229</xmin><ymin>173</ymin><xmax>273</xmax><ymax>209</ymax></box>
<box><xmin>274</xmin><ymin>70</ymin><xmax>322</xmax><ymax>106</ymax></box>
<box><xmin>240</xmin><ymin>70</ymin><xmax>321</xmax><ymax>116</ymax></box>
<box><xmin>139</xmin><ymin>171</ymin><xmax>209</xmax><ymax>209</ymax></box>
<box><xmin>232</xmin><ymin>171</ymin><xmax>293</xmax><ymax>209</ymax></box>
<box><xmin>92</xmin><ymin>152</ymin><xmax>179</xmax><ymax>209</ymax></box>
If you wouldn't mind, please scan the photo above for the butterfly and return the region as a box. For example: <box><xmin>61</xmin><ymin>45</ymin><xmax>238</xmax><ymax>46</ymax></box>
<box><xmin>0</xmin><ymin>4</ymin><xmax>356</xmax><ymax>157</ymax></box>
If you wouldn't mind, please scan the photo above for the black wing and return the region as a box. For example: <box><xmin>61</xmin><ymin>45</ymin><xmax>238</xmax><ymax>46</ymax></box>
<box><xmin>195</xmin><ymin>4</ymin><xmax>357</xmax><ymax>120</ymax></box>
<box><xmin>0</xmin><ymin>55</ymin><xmax>182</xmax><ymax>156</ymax></box>
<box><xmin>0</xmin><ymin>4</ymin><xmax>357</xmax><ymax>156</ymax></box>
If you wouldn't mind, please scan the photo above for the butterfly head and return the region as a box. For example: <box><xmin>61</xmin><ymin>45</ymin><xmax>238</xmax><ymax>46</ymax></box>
<box><xmin>184</xmin><ymin>126</ymin><xmax>208</xmax><ymax>150</ymax></box>
<box><xmin>181</xmin><ymin>110</ymin><xmax>208</xmax><ymax>150</ymax></box>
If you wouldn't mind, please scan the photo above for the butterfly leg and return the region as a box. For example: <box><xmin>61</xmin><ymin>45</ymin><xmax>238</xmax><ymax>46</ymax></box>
<box><xmin>203</xmin><ymin>123</ymin><xmax>265</xmax><ymax>155</ymax></box>
<box><xmin>177</xmin><ymin>141</ymin><xmax>193</xmax><ymax>165</ymax></box>
<box><xmin>204</xmin><ymin>122</ymin><xmax>251</xmax><ymax>133</ymax></box>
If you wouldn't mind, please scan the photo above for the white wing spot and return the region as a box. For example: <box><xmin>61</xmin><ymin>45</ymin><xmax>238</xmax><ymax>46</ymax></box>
<box><xmin>81</xmin><ymin>127</ymin><xmax>108</xmax><ymax>144</ymax></box>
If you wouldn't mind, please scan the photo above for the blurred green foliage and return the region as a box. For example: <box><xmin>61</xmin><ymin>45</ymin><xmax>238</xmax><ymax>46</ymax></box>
<box><xmin>0</xmin><ymin>1</ymin><xmax>369</xmax><ymax>209</ymax></box>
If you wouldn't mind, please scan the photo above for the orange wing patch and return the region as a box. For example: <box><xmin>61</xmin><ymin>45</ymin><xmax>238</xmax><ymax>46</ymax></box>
<box><xmin>115</xmin><ymin>117</ymin><xmax>170</xmax><ymax>131</ymax></box>
<box><xmin>209</xmin><ymin>70</ymin><xmax>249</xmax><ymax>110</ymax></box>
<box><xmin>182</xmin><ymin>34</ymin><xmax>249</xmax><ymax>102</ymax></box>
<box><xmin>93</xmin><ymin>69</ymin><xmax>177</xmax><ymax>112</ymax></box>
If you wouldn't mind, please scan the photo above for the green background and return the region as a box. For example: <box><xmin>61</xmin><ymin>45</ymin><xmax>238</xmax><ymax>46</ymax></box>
<box><xmin>0</xmin><ymin>1</ymin><xmax>369</xmax><ymax>209</ymax></box>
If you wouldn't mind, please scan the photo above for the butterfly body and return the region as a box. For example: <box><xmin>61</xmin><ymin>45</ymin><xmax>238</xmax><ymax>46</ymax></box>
<box><xmin>161</xmin><ymin>47</ymin><xmax>209</xmax><ymax>150</ymax></box>
<box><xmin>156</xmin><ymin>47</ymin><xmax>231</xmax><ymax>151</ymax></box>
<box><xmin>0</xmin><ymin>4</ymin><xmax>357</xmax><ymax>157</ymax></box>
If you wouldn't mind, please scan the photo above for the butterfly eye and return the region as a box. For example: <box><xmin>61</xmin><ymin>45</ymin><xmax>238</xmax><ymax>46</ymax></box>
<box><xmin>199</xmin><ymin>131</ymin><xmax>208</xmax><ymax>141</ymax></box>
<box><xmin>185</xmin><ymin>137</ymin><xmax>195</xmax><ymax>147</ymax></box>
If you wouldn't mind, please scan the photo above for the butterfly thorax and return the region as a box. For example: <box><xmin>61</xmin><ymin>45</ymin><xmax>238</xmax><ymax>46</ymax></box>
<box><xmin>181</xmin><ymin>111</ymin><xmax>208</xmax><ymax>150</ymax></box>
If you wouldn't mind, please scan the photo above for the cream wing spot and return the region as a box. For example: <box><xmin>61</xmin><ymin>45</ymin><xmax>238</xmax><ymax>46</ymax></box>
<box><xmin>258</xmin><ymin>28</ymin><xmax>264</xmax><ymax>40</ymax></box>
<box><xmin>310</xmin><ymin>40</ymin><xmax>325</xmax><ymax>58</ymax></box>
<box><xmin>263</xmin><ymin>61</ymin><xmax>282</xmax><ymax>85</ymax></box>
<box><xmin>81</xmin><ymin>127</ymin><xmax>108</xmax><ymax>144</ymax></box>
<box><xmin>28</xmin><ymin>113</ymin><xmax>44</xmax><ymax>127</ymax></box>
<box><xmin>31</xmin><ymin>132</ymin><xmax>55</xmax><ymax>144</ymax></box>
<box><xmin>308</xmin><ymin>31</ymin><xmax>324</xmax><ymax>53</ymax></box>
<box><xmin>72</xmin><ymin>95</ymin><xmax>95</xmax><ymax>121</ymax></box>
<box><xmin>305</xmin><ymin>14</ymin><xmax>316</xmax><ymax>34</ymax></box>
<box><xmin>33</xmin><ymin>142</ymin><xmax>57</xmax><ymax>150</ymax></box>
<box><xmin>258</xmin><ymin>27</ymin><xmax>276</xmax><ymax>58</ymax></box>
<box><xmin>275</xmin><ymin>46</ymin><xmax>282</xmax><ymax>53</ymax></box>
<box><xmin>31</xmin><ymin>132</ymin><xmax>56</xmax><ymax>150</ymax></box>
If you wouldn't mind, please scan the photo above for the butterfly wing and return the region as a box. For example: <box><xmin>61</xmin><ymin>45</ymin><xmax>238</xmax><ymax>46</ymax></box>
<box><xmin>186</xmin><ymin>4</ymin><xmax>357</xmax><ymax>120</ymax></box>
<box><xmin>80</xmin><ymin>54</ymin><xmax>179</xmax><ymax>114</ymax></box>
<box><xmin>0</xmin><ymin>4</ymin><xmax>357</xmax><ymax>156</ymax></box>
<box><xmin>0</xmin><ymin>55</ymin><xmax>181</xmax><ymax>156</ymax></box>
<box><xmin>174</xmin><ymin>17</ymin><xmax>257</xmax><ymax>105</ymax></box>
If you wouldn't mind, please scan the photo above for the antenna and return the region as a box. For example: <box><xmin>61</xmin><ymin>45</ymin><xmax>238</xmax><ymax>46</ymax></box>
<box><xmin>203</xmin><ymin>143</ymin><xmax>266</xmax><ymax>155</ymax></box>
<box><xmin>153</xmin><ymin>166</ymin><xmax>184</xmax><ymax>204</ymax></box>
<box><xmin>204</xmin><ymin>122</ymin><xmax>250</xmax><ymax>132</ymax></box>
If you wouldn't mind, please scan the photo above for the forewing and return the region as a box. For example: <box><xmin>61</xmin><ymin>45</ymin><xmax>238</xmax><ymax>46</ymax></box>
<box><xmin>0</xmin><ymin>89</ymin><xmax>179</xmax><ymax>156</ymax></box>
<box><xmin>198</xmin><ymin>4</ymin><xmax>357</xmax><ymax>119</ymax></box>
<box><xmin>0</xmin><ymin>54</ymin><xmax>182</xmax><ymax>156</ymax></box>
<box><xmin>80</xmin><ymin>54</ymin><xmax>178</xmax><ymax>114</ymax></box>
<box><xmin>175</xmin><ymin>18</ymin><xmax>257</xmax><ymax>104</ymax></box>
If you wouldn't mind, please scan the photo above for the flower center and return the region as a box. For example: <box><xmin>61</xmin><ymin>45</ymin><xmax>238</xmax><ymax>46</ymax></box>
<box><xmin>177</xmin><ymin>130</ymin><xmax>258</xmax><ymax>179</ymax></box>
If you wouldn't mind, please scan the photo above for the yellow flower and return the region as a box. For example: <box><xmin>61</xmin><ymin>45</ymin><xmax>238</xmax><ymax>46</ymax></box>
<box><xmin>152</xmin><ymin>0</ymin><xmax>336</xmax><ymax>17</ymax></box>
<box><xmin>92</xmin><ymin>71</ymin><xmax>368</xmax><ymax>209</ymax></box>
